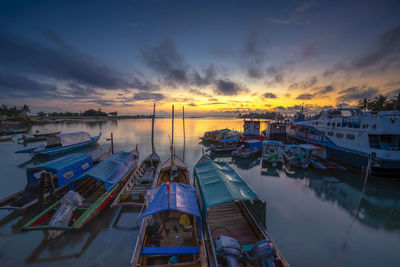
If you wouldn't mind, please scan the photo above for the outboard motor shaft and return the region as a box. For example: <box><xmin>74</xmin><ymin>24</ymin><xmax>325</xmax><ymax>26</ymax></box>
<box><xmin>245</xmin><ymin>239</ymin><xmax>276</xmax><ymax>267</ymax></box>
<box><xmin>215</xmin><ymin>236</ymin><xmax>243</xmax><ymax>267</ymax></box>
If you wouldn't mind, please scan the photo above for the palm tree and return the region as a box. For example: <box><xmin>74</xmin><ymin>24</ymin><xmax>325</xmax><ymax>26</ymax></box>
<box><xmin>358</xmin><ymin>98</ymin><xmax>370</xmax><ymax>111</ymax></box>
<box><xmin>22</xmin><ymin>104</ymin><xmax>30</xmax><ymax>116</ymax></box>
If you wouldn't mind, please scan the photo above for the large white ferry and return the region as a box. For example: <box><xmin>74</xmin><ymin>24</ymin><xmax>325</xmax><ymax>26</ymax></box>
<box><xmin>287</xmin><ymin>108</ymin><xmax>400</xmax><ymax>174</ymax></box>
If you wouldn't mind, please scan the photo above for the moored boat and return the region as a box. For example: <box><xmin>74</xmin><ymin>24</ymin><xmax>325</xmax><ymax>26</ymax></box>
<box><xmin>22</xmin><ymin>149</ymin><xmax>139</xmax><ymax>238</ymax></box>
<box><xmin>0</xmin><ymin>135</ymin><xmax>14</xmax><ymax>142</ymax></box>
<box><xmin>33</xmin><ymin>130</ymin><xmax>61</xmax><ymax>138</ymax></box>
<box><xmin>232</xmin><ymin>140</ymin><xmax>262</xmax><ymax>158</ymax></box>
<box><xmin>280</xmin><ymin>144</ymin><xmax>309</xmax><ymax>168</ymax></box>
<box><xmin>287</xmin><ymin>108</ymin><xmax>400</xmax><ymax>174</ymax></box>
<box><xmin>262</xmin><ymin>140</ymin><xmax>284</xmax><ymax>167</ymax></box>
<box><xmin>111</xmin><ymin>153</ymin><xmax>161</xmax><ymax>207</ymax></box>
<box><xmin>15</xmin><ymin>131</ymin><xmax>101</xmax><ymax>156</ymax></box>
<box><xmin>206</xmin><ymin>138</ymin><xmax>239</xmax><ymax>153</ymax></box>
<box><xmin>156</xmin><ymin>154</ymin><xmax>191</xmax><ymax>186</ymax></box>
<box><xmin>130</xmin><ymin>182</ymin><xmax>207</xmax><ymax>267</ymax></box>
<box><xmin>0</xmin><ymin>129</ymin><xmax>28</xmax><ymax>135</ymax></box>
<box><xmin>194</xmin><ymin>156</ymin><xmax>289</xmax><ymax>267</ymax></box>
<box><xmin>241</xmin><ymin>119</ymin><xmax>265</xmax><ymax>142</ymax></box>
<box><xmin>200</xmin><ymin>128</ymin><xmax>231</xmax><ymax>142</ymax></box>
<box><xmin>0</xmin><ymin>153</ymin><xmax>93</xmax><ymax>211</ymax></box>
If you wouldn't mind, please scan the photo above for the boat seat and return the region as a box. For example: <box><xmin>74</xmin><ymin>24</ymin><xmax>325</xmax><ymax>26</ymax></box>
<box><xmin>242</xmin><ymin>244</ymin><xmax>254</xmax><ymax>252</ymax></box>
<box><xmin>133</xmin><ymin>177</ymin><xmax>153</xmax><ymax>181</ymax></box>
<box><xmin>141</xmin><ymin>246</ymin><xmax>199</xmax><ymax>255</ymax></box>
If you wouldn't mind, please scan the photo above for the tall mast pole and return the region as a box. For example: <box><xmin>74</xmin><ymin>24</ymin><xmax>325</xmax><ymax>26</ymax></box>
<box><xmin>183</xmin><ymin>106</ymin><xmax>186</xmax><ymax>162</ymax></box>
<box><xmin>170</xmin><ymin>105</ymin><xmax>174</xmax><ymax>181</ymax></box>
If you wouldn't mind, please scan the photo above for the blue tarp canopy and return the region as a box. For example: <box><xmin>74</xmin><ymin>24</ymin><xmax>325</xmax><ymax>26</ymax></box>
<box><xmin>73</xmin><ymin>151</ymin><xmax>137</xmax><ymax>191</ymax></box>
<box><xmin>220</xmin><ymin>138</ymin><xmax>239</xmax><ymax>143</ymax></box>
<box><xmin>237</xmin><ymin>140</ymin><xmax>262</xmax><ymax>150</ymax></box>
<box><xmin>27</xmin><ymin>153</ymin><xmax>93</xmax><ymax>187</ymax></box>
<box><xmin>46</xmin><ymin>131</ymin><xmax>91</xmax><ymax>146</ymax></box>
<box><xmin>194</xmin><ymin>160</ymin><xmax>260</xmax><ymax>214</ymax></box>
<box><xmin>141</xmin><ymin>183</ymin><xmax>202</xmax><ymax>235</ymax></box>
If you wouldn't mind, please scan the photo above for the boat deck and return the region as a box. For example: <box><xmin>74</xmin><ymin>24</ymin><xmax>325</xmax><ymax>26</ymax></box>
<box><xmin>208</xmin><ymin>201</ymin><xmax>259</xmax><ymax>246</ymax></box>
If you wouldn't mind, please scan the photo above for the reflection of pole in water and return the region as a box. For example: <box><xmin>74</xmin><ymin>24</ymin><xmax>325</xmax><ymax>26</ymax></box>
<box><xmin>183</xmin><ymin>106</ymin><xmax>185</xmax><ymax>162</ymax></box>
<box><xmin>151</xmin><ymin>103</ymin><xmax>156</xmax><ymax>154</ymax></box>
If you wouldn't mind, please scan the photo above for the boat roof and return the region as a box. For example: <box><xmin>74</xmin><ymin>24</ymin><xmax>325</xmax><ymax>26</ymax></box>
<box><xmin>194</xmin><ymin>160</ymin><xmax>260</xmax><ymax>214</ymax></box>
<box><xmin>27</xmin><ymin>153</ymin><xmax>93</xmax><ymax>187</ymax></box>
<box><xmin>298</xmin><ymin>144</ymin><xmax>321</xmax><ymax>150</ymax></box>
<box><xmin>220</xmin><ymin>138</ymin><xmax>238</xmax><ymax>143</ymax></box>
<box><xmin>73</xmin><ymin>150</ymin><xmax>137</xmax><ymax>191</ymax></box>
<box><xmin>244</xmin><ymin>139</ymin><xmax>262</xmax><ymax>144</ymax></box>
<box><xmin>47</xmin><ymin>131</ymin><xmax>91</xmax><ymax>146</ymax></box>
<box><xmin>262</xmin><ymin>140</ymin><xmax>283</xmax><ymax>145</ymax></box>
<box><xmin>141</xmin><ymin>182</ymin><xmax>201</xmax><ymax>234</ymax></box>
<box><xmin>160</xmin><ymin>155</ymin><xmax>188</xmax><ymax>172</ymax></box>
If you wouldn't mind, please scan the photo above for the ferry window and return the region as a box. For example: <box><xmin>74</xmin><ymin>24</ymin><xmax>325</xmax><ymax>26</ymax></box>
<box><xmin>327</xmin><ymin>122</ymin><xmax>331</xmax><ymax>126</ymax></box>
<box><xmin>371</xmin><ymin>124</ymin><xmax>377</xmax><ymax>130</ymax></box>
<box><xmin>328</xmin><ymin>131</ymin><xmax>333</xmax><ymax>136</ymax></box>
<box><xmin>337</xmin><ymin>123</ymin><xmax>341</xmax><ymax>127</ymax></box>
<box><xmin>346</xmin><ymin>134</ymin><xmax>355</xmax><ymax>140</ymax></box>
<box><xmin>315</xmin><ymin>122</ymin><xmax>318</xmax><ymax>125</ymax></box>
<box><xmin>336</xmin><ymin>133</ymin><xmax>343</xmax><ymax>138</ymax></box>
<box><xmin>320</xmin><ymin>131</ymin><xmax>325</xmax><ymax>135</ymax></box>
<box><xmin>362</xmin><ymin>124</ymin><xmax>369</xmax><ymax>129</ymax></box>
<box><xmin>348</xmin><ymin>123</ymin><xmax>352</xmax><ymax>128</ymax></box>
<box><xmin>332</xmin><ymin>123</ymin><xmax>336</xmax><ymax>127</ymax></box>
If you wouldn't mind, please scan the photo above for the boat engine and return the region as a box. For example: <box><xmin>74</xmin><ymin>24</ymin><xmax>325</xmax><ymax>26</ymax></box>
<box><xmin>215</xmin><ymin>235</ymin><xmax>244</xmax><ymax>267</ymax></box>
<box><xmin>244</xmin><ymin>239</ymin><xmax>276</xmax><ymax>267</ymax></box>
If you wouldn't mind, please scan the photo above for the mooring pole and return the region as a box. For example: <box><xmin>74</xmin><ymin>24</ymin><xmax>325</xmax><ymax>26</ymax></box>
<box><xmin>183</xmin><ymin>106</ymin><xmax>186</xmax><ymax>162</ymax></box>
<box><xmin>151</xmin><ymin>102</ymin><xmax>155</xmax><ymax>154</ymax></box>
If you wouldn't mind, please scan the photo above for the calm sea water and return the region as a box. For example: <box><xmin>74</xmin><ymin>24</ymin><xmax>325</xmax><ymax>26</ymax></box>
<box><xmin>0</xmin><ymin>118</ymin><xmax>399</xmax><ymax>267</ymax></box>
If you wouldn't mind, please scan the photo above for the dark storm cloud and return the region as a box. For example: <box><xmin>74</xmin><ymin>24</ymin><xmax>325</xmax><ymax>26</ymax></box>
<box><xmin>351</xmin><ymin>25</ymin><xmax>400</xmax><ymax>70</ymax></box>
<box><xmin>242</xmin><ymin>23</ymin><xmax>270</xmax><ymax>79</ymax></box>
<box><xmin>263</xmin><ymin>92</ymin><xmax>277</xmax><ymax>98</ymax></box>
<box><xmin>140</xmin><ymin>38</ymin><xmax>188</xmax><ymax>85</ymax></box>
<box><xmin>191</xmin><ymin>65</ymin><xmax>217</xmax><ymax>86</ymax></box>
<box><xmin>268</xmin><ymin>1</ymin><xmax>315</xmax><ymax>25</ymax></box>
<box><xmin>0</xmin><ymin>31</ymin><xmax>156</xmax><ymax>91</ymax></box>
<box><xmin>0</xmin><ymin>71</ymin><xmax>57</xmax><ymax>98</ymax></box>
<box><xmin>214</xmin><ymin>79</ymin><xmax>248</xmax><ymax>96</ymax></box>
<box><xmin>64</xmin><ymin>82</ymin><xmax>103</xmax><ymax>97</ymax></box>
<box><xmin>132</xmin><ymin>92</ymin><xmax>165</xmax><ymax>101</ymax></box>
<box><xmin>86</xmin><ymin>99</ymin><xmax>116</xmax><ymax>106</ymax></box>
<box><xmin>296</xmin><ymin>93</ymin><xmax>314</xmax><ymax>100</ymax></box>
<box><xmin>315</xmin><ymin>85</ymin><xmax>335</xmax><ymax>95</ymax></box>
<box><xmin>288</xmin><ymin>76</ymin><xmax>318</xmax><ymax>90</ymax></box>
<box><xmin>188</xmin><ymin>89</ymin><xmax>213</xmax><ymax>98</ymax></box>
<box><xmin>336</xmin><ymin>86</ymin><xmax>379</xmax><ymax>101</ymax></box>
<box><xmin>323</xmin><ymin>25</ymin><xmax>400</xmax><ymax>76</ymax></box>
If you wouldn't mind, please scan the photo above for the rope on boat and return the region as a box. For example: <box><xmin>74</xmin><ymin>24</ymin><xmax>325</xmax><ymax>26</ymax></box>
<box><xmin>336</xmin><ymin>153</ymin><xmax>375</xmax><ymax>266</ymax></box>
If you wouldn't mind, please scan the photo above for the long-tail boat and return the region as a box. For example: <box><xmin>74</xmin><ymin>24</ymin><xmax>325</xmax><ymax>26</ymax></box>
<box><xmin>22</xmin><ymin>149</ymin><xmax>139</xmax><ymax>238</ymax></box>
<box><xmin>15</xmin><ymin>131</ymin><xmax>101</xmax><ymax>156</ymax></box>
<box><xmin>130</xmin><ymin>182</ymin><xmax>207</xmax><ymax>267</ymax></box>
<box><xmin>194</xmin><ymin>155</ymin><xmax>290</xmax><ymax>267</ymax></box>
<box><xmin>0</xmin><ymin>135</ymin><xmax>14</xmax><ymax>142</ymax></box>
<box><xmin>0</xmin><ymin>153</ymin><xmax>93</xmax><ymax>211</ymax></box>
<box><xmin>111</xmin><ymin>153</ymin><xmax>161</xmax><ymax>207</ymax></box>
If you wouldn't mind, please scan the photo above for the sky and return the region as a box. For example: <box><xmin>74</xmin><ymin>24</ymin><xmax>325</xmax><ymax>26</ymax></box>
<box><xmin>0</xmin><ymin>0</ymin><xmax>400</xmax><ymax>116</ymax></box>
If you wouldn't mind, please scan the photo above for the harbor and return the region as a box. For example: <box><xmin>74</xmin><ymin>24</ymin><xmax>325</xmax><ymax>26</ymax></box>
<box><xmin>0</xmin><ymin>117</ymin><xmax>399</xmax><ymax>266</ymax></box>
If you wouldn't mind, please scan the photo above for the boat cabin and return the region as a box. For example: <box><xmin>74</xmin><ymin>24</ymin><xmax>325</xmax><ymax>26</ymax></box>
<box><xmin>45</xmin><ymin>131</ymin><xmax>92</xmax><ymax>148</ymax></box>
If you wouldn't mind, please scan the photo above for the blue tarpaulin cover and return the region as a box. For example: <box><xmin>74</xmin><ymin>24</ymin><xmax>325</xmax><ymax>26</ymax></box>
<box><xmin>141</xmin><ymin>182</ymin><xmax>201</xmax><ymax>234</ymax></box>
<box><xmin>27</xmin><ymin>153</ymin><xmax>93</xmax><ymax>187</ymax></box>
<box><xmin>220</xmin><ymin>138</ymin><xmax>239</xmax><ymax>143</ymax></box>
<box><xmin>73</xmin><ymin>151</ymin><xmax>137</xmax><ymax>191</ymax></box>
<box><xmin>194</xmin><ymin>160</ymin><xmax>260</xmax><ymax>214</ymax></box>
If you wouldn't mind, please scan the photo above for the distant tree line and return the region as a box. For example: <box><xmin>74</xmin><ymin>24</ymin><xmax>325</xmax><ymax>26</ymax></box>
<box><xmin>238</xmin><ymin>111</ymin><xmax>280</xmax><ymax>119</ymax></box>
<box><xmin>358</xmin><ymin>94</ymin><xmax>400</xmax><ymax>111</ymax></box>
<box><xmin>37</xmin><ymin>108</ymin><xmax>118</xmax><ymax>117</ymax></box>
<box><xmin>0</xmin><ymin>104</ymin><xmax>30</xmax><ymax>118</ymax></box>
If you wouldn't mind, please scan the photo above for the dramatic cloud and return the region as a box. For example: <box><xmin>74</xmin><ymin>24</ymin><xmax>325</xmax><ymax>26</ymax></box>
<box><xmin>263</xmin><ymin>92</ymin><xmax>277</xmax><ymax>98</ymax></box>
<box><xmin>132</xmin><ymin>92</ymin><xmax>165</xmax><ymax>101</ymax></box>
<box><xmin>323</xmin><ymin>25</ymin><xmax>400</xmax><ymax>76</ymax></box>
<box><xmin>0</xmin><ymin>71</ymin><xmax>57</xmax><ymax>98</ymax></box>
<box><xmin>288</xmin><ymin>76</ymin><xmax>318</xmax><ymax>90</ymax></box>
<box><xmin>214</xmin><ymin>79</ymin><xmax>248</xmax><ymax>96</ymax></box>
<box><xmin>191</xmin><ymin>65</ymin><xmax>217</xmax><ymax>86</ymax></box>
<box><xmin>314</xmin><ymin>85</ymin><xmax>335</xmax><ymax>95</ymax></box>
<box><xmin>336</xmin><ymin>86</ymin><xmax>379</xmax><ymax>101</ymax></box>
<box><xmin>140</xmin><ymin>38</ymin><xmax>188</xmax><ymax>85</ymax></box>
<box><xmin>296</xmin><ymin>93</ymin><xmax>314</xmax><ymax>100</ymax></box>
<box><xmin>268</xmin><ymin>1</ymin><xmax>315</xmax><ymax>25</ymax></box>
<box><xmin>0</xmin><ymin>32</ymin><xmax>154</xmax><ymax>91</ymax></box>
<box><xmin>188</xmin><ymin>89</ymin><xmax>213</xmax><ymax>98</ymax></box>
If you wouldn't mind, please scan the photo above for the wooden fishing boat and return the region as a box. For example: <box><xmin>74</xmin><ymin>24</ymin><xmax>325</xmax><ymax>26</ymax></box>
<box><xmin>22</xmin><ymin>149</ymin><xmax>139</xmax><ymax>238</ymax></box>
<box><xmin>156</xmin><ymin>154</ymin><xmax>191</xmax><ymax>186</ymax></box>
<box><xmin>200</xmin><ymin>129</ymin><xmax>231</xmax><ymax>142</ymax></box>
<box><xmin>296</xmin><ymin>144</ymin><xmax>346</xmax><ymax>170</ymax></box>
<box><xmin>280</xmin><ymin>144</ymin><xmax>309</xmax><ymax>168</ymax></box>
<box><xmin>0</xmin><ymin>135</ymin><xmax>14</xmax><ymax>142</ymax></box>
<box><xmin>130</xmin><ymin>182</ymin><xmax>207</xmax><ymax>267</ymax></box>
<box><xmin>111</xmin><ymin>153</ymin><xmax>161</xmax><ymax>208</ymax></box>
<box><xmin>194</xmin><ymin>155</ymin><xmax>289</xmax><ymax>267</ymax></box>
<box><xmin>15</xmin><ymin>131</ymin><xmax>101</xmax><ymax>156</ymax></box>
<box><xmin>0</xmin><ymin>153</ymin><xmax>93</xmax><ymax>211</ymax></box>
<box><xmin>17</xmin><ymin>135</ymin><xmax>46</xmax><ymax>144</ymax></box>
<box><xmin>262</xmin><ymin>140</ymin><xmax>284</xmax><ymax>167</ymax></box>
